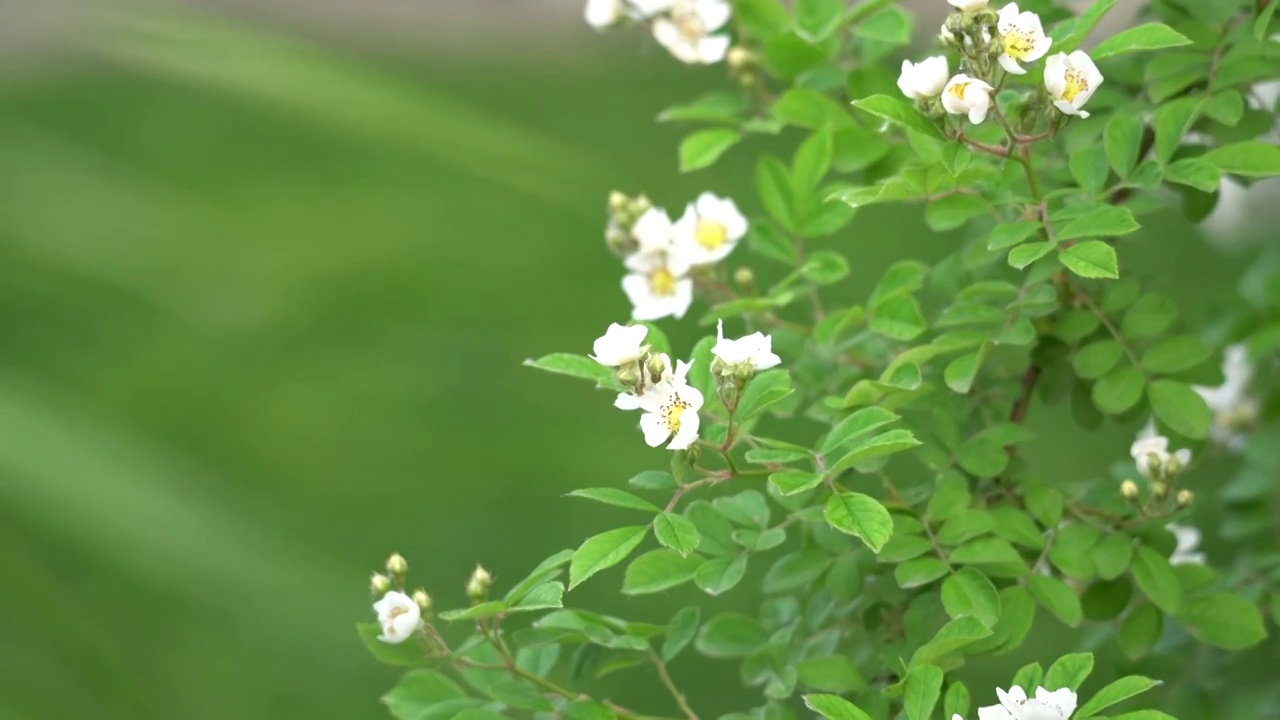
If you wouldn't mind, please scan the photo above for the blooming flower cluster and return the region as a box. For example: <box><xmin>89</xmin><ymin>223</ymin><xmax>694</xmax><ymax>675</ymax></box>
<box><xmin>904</xmin><ymin>0</ymin><xmax>1104</xmax><ymax>123</ymax></box>
<box><xmin>953</xmin><ymin>685</ymin><xmax>1077</xmax><ymax>720</ymax></box>
<box><xmin>605</xmin><ymin>191</ymin><xmax>747</xmax><ymax>321</ymax></box>
<box><xmin>1130</xmin><ymin>419</ymin><xmax>1191</xmax><ymax>483</ymax></box>
<box><xmin>1194</xmin><ymin>344</ymin><xmax>1257</xmax><ymax>451</ymax></box>
<box><xmin>591</xmin><ymin>320</ymin><xmax>779</xmax><ymax>450</ymax></box>
<box><xmin>367</xmin><ymin>553</ymin><xmax>431</xmax><ymax>645</ymax></box>
<box><xmin>584</xmin><ymin>0</ymin><xmax>733</xmax><ymax>65</ymax></box>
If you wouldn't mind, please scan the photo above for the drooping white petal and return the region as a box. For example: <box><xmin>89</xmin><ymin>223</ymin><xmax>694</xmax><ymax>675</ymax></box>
<box><xmin>591</xmin><ymin>322</ymin><xmax>649</xmax><ymax>366</ymax></box>
<box><xmin>639</xmin><ymin>411</ymin><xmax>672</xmax><ymax>446</ymax></box>
<box><xmin>999</xmin><ymin>52</ymin><xmax>1027</xmax><ymax>74</ymax></box>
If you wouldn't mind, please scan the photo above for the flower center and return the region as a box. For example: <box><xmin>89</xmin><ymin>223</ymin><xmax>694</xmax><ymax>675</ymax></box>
<box><xmin>694</xmin><ymin>219</ymin><xmax>727</xmax><ymax>249</ymax></box>
<box><xmin>649</xmin><ymin>267</ymin><xmax>677</xmax><ymax>296</ymax></box>
<box><xmin>1062</xmin><ymin>69</ymin><xmax>1088</xmax><ymax>101</ymax></box>
<box><xmin>1002</xmin><ymin>29</ymin><xmax>1035</xmax><ymax>59</ymax></box>
<box><xmin>949</xmin><ymin>81</ymin><xmax>969</xmax><ymax>100</ymax></box>
<box><xmin>662</xmin><ymin>397</ymin><xmax>691</xmax><ymax>431</ymax></box>
<box><xmin>676</xmin><ymin>12</ymin><xmax>705</xmax><ymax>41</ymax></box>
<box><xmin>388</xmin><ymin>605</ymin><xmax>407</xmax><ymax>620</ymax></box>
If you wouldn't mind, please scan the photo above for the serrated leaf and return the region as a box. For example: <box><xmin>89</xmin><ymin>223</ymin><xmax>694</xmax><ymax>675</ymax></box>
<box><xmin>1092</xmin><ymin>23</ymin><xmax>1192</xmax><ymax>59</ymax></box>
<box><xmin>524</xmin><ymin>354</ymin><xmax>616</xmax><ymax>386</ymax></box>
<box><xmin>622</xmin><ymin>549</ymin><xmax>701</xmax><ymax>594</ymax></box>
<box><xmin>1059</xmin><ymin>241</ymin><xmax>1119</xmax><ymax>279</ymax></box>
<box><xmin>1179</xmin><ymin>592</ymin><xmax>1268</xmax><ymax>649</ymax></box>
<box><xmin>904</xmin><ymin>664</ymin><xmax>943</xmax><ymax>720</ymax></box>
<box><xmin>824</xmin><ymin>492</ymin><xmax>894</xmax><ymax>552</ymax></box>
<box><xmin>1076</xmin><ymin>676</ymin><xmax>1161</xmax><ymax>717</ymax></box>
<box><xmin>822</xmin><ymin>406</ymin><xmax>900</xmax><ymax>454</ymax></box>
<box><xmin>569</xmin><ymin>526</ymin><xmax>649</xmax><ymax>590</ymax></box>
<box><xmin>852</xmin><ymin>94</ymin><xmax>945</xmax><ymax>140</ymax></box>
<box><xmin>804</xmin><ymin>694</ymin><xmax>874</xmax><ymax>720</ymax></box>
<box><xmin>1056</xmin><ymin>206</ymin><xmax>1139</xmax><ymax>241</ymax></box>
<box><xmin>941</xmin><ymin>568</ymin><xmax>1001</xmax><ymax>627</ymax></box>
<box><xmin>1131</xmin><ymin>546</ymin><xmax>1181</xmax><ymax>614</ymax></box>
<box><xmin>679</xmin><ymin>129</ymin><xmax>742</xmax><ymax>172</ymax></box>
<box><xmin>654</xmin><ymin>512</ymin><xmax>702</xmax><ymax>556</ymax></box>
<box><xmin>827</xmin><ymin>429</ymin><xmax>922</xmax><ymax>474</ymax></box>
<box><xmin>1203</xmin><ymin>140</ymin><xmax>1280</xmax><ymax>177</ymax></box>
<box><xmin>1030</xmin><ymin>575</ymin><xmax>1084</xmax><ymax>627</ymax></box>
<box><xmin>1148</xmin><ymin>380</ymin><xmax>1210</xmax><ymax>440</ymax></box>
<box><xmin>1044</xmin><ymin>652</ymin><xmax>1093</xmax><ymax>690</ymax></box>
<box><xmin>695</xmin><ymin>612</ymin><xmax>768</xmax><ymax>658</ymax></box>
<box><xmin>567</xmin><ymin>488</ymin><xmax>660</xmax><ymax>512</ymax></box>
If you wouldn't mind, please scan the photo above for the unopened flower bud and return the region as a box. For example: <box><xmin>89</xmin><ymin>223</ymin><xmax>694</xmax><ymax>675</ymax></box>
<box><xmin>1120</xmin><ymin>479</ymin><xmax>1140</xmax><ymax>502</ymax></box>
<box><xmin>386</xmin><ymin>553</ymin><xmax>408</xmax><ymax>576</ymax></box>
<box><xmin>1176</xmin><ymin>489</ymin><xmax>1194</xmax><ymax>508</ymax></box>
<box><xmin>411</xmin><ymin>588</ymin><xmax>432</xmax><ymax>612</ymax></box>
<box><xmin>646</xmin><ymin>354</ymin><xmax>667</xmax><ymax>381</ymax></box>
<box><xmin>615</xmin><ymin>363</ymin><xmax>640</xmax><ymax>387</ymax></box>
<box><xmin>467</xmin><ymin>564</ymin><xmax>492</xmax><ymax>601</ymax></box>
<box><xmin>1145</xmin><ymin>453</ymin><xmax>1163</xmax><ymax>480</ymax></box>
<box><xmin>1151</xmin><ymin>481</ymin><xmax>1168</xmax><ymax>500</ymax></box>
<box><xmin>1163</xmin><ymin>453</ymin><xmax>1184</xmax><ymax>477</ymax></box>
<box><xmin>608</xmin><ymin>190</ymin><xmax>629</xmax><ymax>213</ymax></box>
<box><xmin>370</xmin><ymin>572</ymin><xmax>391</xmax><ymax>594</ymax></box>
<box><xmin>733</xmin><ymin>266</ymin><xmax>755</xmax><ymax>288</ymax></box>
<box><xmin>727</xmin><ymin>46</ymin><xmax>754</xmax><ymax>73</ymax></box>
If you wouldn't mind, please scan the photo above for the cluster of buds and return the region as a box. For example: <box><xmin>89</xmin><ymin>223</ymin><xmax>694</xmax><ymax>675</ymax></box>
<box><xmin>726</xmin><ymin>45</ymin><xmax>760</xmax><ymax>92</ymax></box>
<box><xmin>605</xmin><ymin>191</ymin><xmax>655</xmax><ymax>258</ymax></box>
<box><xmin>370</xmin><ymin>552</ymin><xmax>431</xmax><ymax>645</ymax></box>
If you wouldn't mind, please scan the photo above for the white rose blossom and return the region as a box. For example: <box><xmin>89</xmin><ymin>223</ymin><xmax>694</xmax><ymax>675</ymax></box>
<box><xmin>652</xmin><ymin>0</ymin><xmax>732</xmax><ymax>65</ymax></box>
<box><xmin>949</xmin><ymin>0</ymin><xmax>990</xmax><ymax>10</ymax></box>
<box><xmin>628</xmin><ymin>0</ymin><xmax>676</xmax><ymax>18</ymax></box>
<box><xmin>972</xmin><ymin>686</ymin><xmax>1077</xmax><ymax>720</ymax></box>
<box><xmin>898</xmin><ymin>56</ymin><xmax>951</xmax><ymax>100</ymax></box>
<box><xmin>712</xmin><ymin>319</ymin><xmax>781</xmax><ymax>375</ymax></box>
<box><xmin>996</xmin><ymin>4</ymin><xmax>1052</xmax><ymax>75</ymax></box>
<box><xmin>585</xmin><ymin>0</ymin><xmax>626</xmax><ymax>29</ymax></box>
<box><xmin>1130</xmin><ymin>420</ymin><xmax>1191</xmax><ymax>481</ymax></box>
<box><xmin>638</xmin><ymin>378</ymin><xmax>704</xmax><ymax>450</ymax></box>
<box><xmin>942</xmin><ymin>74</ymin><xmax>995</xmax><ymax>124</ymax></box>
<box><xmin>1194</xmin><ymin>343</ymin><xmax>1257</xmax><ymax>451</ymax></box>
<box><xmin>671</xmin><ymin>192</ymin><xmax>748</xmax><ymax>266</ymax></box>
<box><xmin>1168</xmin><ymin>522</ymin><xmax>1206</xmax><ymax>566</ymax></box>
<box><xmin>591</xmin><ymin>322</ymin><xmax>649</xmax><ymax>367</ymax></box>
<box><xmin>1045</xmin><ymin>51</ymin><xmax>1104</xmax><ymax>119</ymax></box>
<box><xmin>372</xmin><ymin>590</ymin><xmax>422</xmax><ymax>644</ymax></box>
<box><xmin>622</xmin><ymin>208</ymin><xmax>695</xmax><ymax>321</ymax></box>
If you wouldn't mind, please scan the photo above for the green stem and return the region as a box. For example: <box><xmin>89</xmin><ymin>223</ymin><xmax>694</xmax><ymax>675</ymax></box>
<box><xmin>648</xmin><ymin>650</ymin><xmax>700</xmax><ymax>720</ymax></box>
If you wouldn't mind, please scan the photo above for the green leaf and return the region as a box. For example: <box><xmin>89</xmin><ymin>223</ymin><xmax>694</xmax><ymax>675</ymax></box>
<box><xmin>358</xmin><ymin>622</ymin><xmax>430</xmax><ymax>666</ymax></box>
<box><xmin>1092</xmin><ymin>23</ymin><xmax>1193</xmax><ymax>59</ymax></box>
<box><xmin>878</xmin><ymin>534</ymin><xmax>934</xmax><ymax>563</ymax></box>
<box><xmin>567</xmin><ymin>488</ymin><xmax>660</xmax><ymax>513</ymax></box>
<box><xmin>658</xmin><ymin>91</ymin><xmax>747</xmax><ymax>124</ymax></box>
<box><xmin>937</xmin><ymin>509</ymin><xmax>997</xmax><ymax>546</ymax></box>
<box><xmin>1178</xmin><ymin>592</ymin><xmax>1269</xmax><ymax>649</ymax></box>
<box><xmin>523</xmin><ymin>354</ymin><xmax>616</xmax><ymax>386</ymax></box>
<box><xmin>1104</xmin><ymin>114</ymin><xmax>1144</xmax><ymax>177</ymax></box>
<box><xmin>695</xmin><ymin>556</ymin><xmax>748</xmax><ymax>595</ymax></box>
<box><xmin>508</xmin><ymin>582</ymin><xmax>565</xmax><ymax>612</ymax></box>
<box><xmin>763</xmin><ymin>550</ymin><xmax>833</xmax><ymax>593</ymax></box>
<box><xmin>945</xmin><ymin>681</ymin><xmax>971</xmax><ymax>720</ymax></box>
<box><xmin>773</xmin><ymin>87</ymin><xmax>853</xmax><ymax>129</ymax></box>
<box><xmin>801</xmin><ymin>250</ymin><xmax>850</xmax><ymax>284</ymax></box>
<box><xmin>1147</xmin><ymin>380</ymin><xmax>1210</xmax><ymax>440</ymax></box>
<box><xmin>1140</xmin><ymin>335</ymin><xmax>1212</xmax><ymax>373</ymax></box>
<box><xmin>438</xmin><ymin>601</ymin><xmax>507</xmax><ymax>622</ymax></box>
<box><xmin>622</xmin><ymin>549</ymin><xmax>701</xmax><ymax>594</ymax></box>
<box><xmin>1153</xmin><ymin>97</ymin><xmax>1205</xmax><ymax>165</ymax></box>
<box><xmin>1044</xmin><ymin>652</ymin><xmax>1094</xmax><ymax>691</ymax></box>
<box><xmin>851</xmin><ymin>94</ymin><xmax>944</xmax><ymax>140</ymax></box>
<box><xmin>988</xmin><ymin>221</ymin><xmax>1042</xmax><ymax>250</ymax></box>
<box><xmin>1024</xmin><ymin>484</ymin><xmax>1063</xmax><ymax>529</ymax></box>
<box><xmin>770</xmin><ymin>469</ymin><xmax>824</xmax><ymax>496</ymax></box>
<box><xmin>662</xmin><ymin>607</ymin><xmax>700</xmax><ymax>661</ymax></box>
<box><xmin>870</xmin><ymin>294</ymin><xmax>927</xmax><ymax>340</ymax></box>
<box><xmin>1110</xmin><ymin>712</ymin><xmax>1177</xmax><ymax>720</ymax></box>
<box><xmin>1008</xmin><ymin>241</ymin><xmax>1055</xmax><ymax>270</ymax></box>
<box><xmin>941</xmin><ymin>568</ymin><xmax>1001</xmax><ymax>628</ymax></box>
<box><xmin>1073</xmin><ymin>340</ymin><xmax>1124</xmax><ymax>380</ymax></box>
<box><xmin>881</xmin><ymin>361</ymin><xmax>922</xmax><ymax>390</ymax></box>
<box><xmin>822</xmin><ymin>406</ymin><xmax>900</xmax><ymax>454</ymax></box>
<box><xmin>679</xmin><ymin>129</ymin><xmax>743</xmax><ymax>172</ymax></box>
<box><xmin>1059</xmin><ymin>241</ymin><xmax>1120</xmax><ymax>279</ymax></box>
<box><xmin>1092</xmin><ymin>366</ymin><xmax>1146</xmax><ymax>415</ymax></box>
<box><xmin>903</xmin><ymin>664</ymin><xmax>943</xmax><ymax>720</ymax></box>
<box><xmin>1122</xmin><ymin>293</ymin><xmax>1178</xmax><ymax>339</ymax></box>
<box><xmin>1030</xmin><ymin>575</ymin><xmax>1084</xmax><ymax>627</ymax></box>
<box><xmin>654</xmin><ymin>512</ymin><xmax>702</xmax><ymax>556</ymax></box>
<box><xmin>1056</xmin><ymin>206</ymin><xmax>1139</xmax><ymax>241</ymax></box>
<box><xmin>895</xmin><ymin>557</ymin><xmax>950</xmax><ymax>589</ymax></box>
<box><xmin>804</xmin><ymin>694</ymin><xmax>874</xmax><ymax>720</ymax></box>
<box><xmin>734</xmin><ymin>0</ymin><xmax>791</xmax><ymax>39</ymax></box>
<box><xmin>381</xmin><ymin>668</ymin><xmax>470</xmax><ymax>720</ymax></box>
<box><xmin>870</xmin><ymin>260</ymin><xmax>928</xmax><ymax>303</ymax></box>
<box><xmin>911</xmin><ymin>616</ymin><xmax>993</xmax><ymax>666</ymax></box>
<box><xmin>1070</xmin><ymin>144</ymin><xmax>1111</xmax><ymax>194</ymax></box>
<box><xmin>797</xmin><ymin>656</ymin><xmax>866</xmax><ymax>694</ymax></box>
<box><xmin>824</xmin><ymin>492</ymin><xmax>894</xmax><ymax>552</ymax></box>
<box><xmin>1256</xmin><ymin>0</ymin><xmax>1279</xmax><ymax>40</ymax></box>
<box><xmin>944</xmin><ymin>349</ymin><xmax>986</xmax><ymax>394</ymax></box>
<box><xmin>926</xmin><ymin>195</ymin><xmax>988</xmax><ymax>232</ymax></box>
<box><xmin>1164</xmin><ymin>158</ymin><xmax>1221</xmax><ymax>193</ymax></box>
<box><xmin>1203</xmin><ymin>140</ymin><xmax>1280</xmax><ymax>177</ymax></box>
<box><xmin>569</xmin><ymin>526</ymin><xmax>649</xmax><ymax>590</ymax></box>
<box><xmin>851</xmin><ymin>6</ymin><xmax>913</xmax><ymax>45</ymax></box>
<box><xmin>737</xmin><ymin>369</ymin><xmax>793</xmax><ymax>422</ymax></box>
<box><xmin>564</xmin><ymin>702</ymin><xmax>616</xmax><ymax>720</ymax></box>
<box><xmin>827</xmin><ymin>429</ymin><xmax>922</xmax><ymax>474</ymax></box>
<box><xmin>949</xmin><ymin>537</ymin><xmax>1023</xmax><ymax>565</ymax></box>
<box><xmin>695</xmin><ymin>612</ymin><xmax>769</xmax><ymax>658</ymax></box>
<box><xmin>1056</xmin><ymin>0</ymin><xmax>1120</xmax><ymax>53</ymax></box>
<box><xmin>793</xmin><ymin>130</ymin><xmax>834</xmax><ymax>200</ymax></box>
<box><xmin>795</xmin><ymin>0</ymin><xmax>844</xmax><ymax>42</ymax></box>
<box><xmin>1075</xmin><ymin>676</ymin><xmax>1161</xmax><ymax>718</ymax></box>
<box><xmin>1131</xmin><ymin>546</ymin><xmax>1182</xmax><ymax>614</ymax></box>
<box><xmin>757</xmin><ymin>154</ymin><xmax>798</xmax><ymax>230</ymax></box>
<box><xmin>1093</xmin><ymin>533</ymin><xmax>1135</xmax><ymax>580</ymax></box>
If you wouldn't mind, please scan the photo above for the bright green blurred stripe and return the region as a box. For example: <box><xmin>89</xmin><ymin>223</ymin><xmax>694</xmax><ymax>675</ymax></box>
<box><xmin>87</xmin><ymin>8</ymin><xmax>599</xmax><ymax>206</ymax></box>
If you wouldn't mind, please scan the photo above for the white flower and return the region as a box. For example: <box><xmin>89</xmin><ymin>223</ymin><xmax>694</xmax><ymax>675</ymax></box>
<box><xmin>996</xmin><ymin>4</ymin><xmax>1052</xmax><ymax>75</ymax></box>
<box><xmin>1130</xmin><ymin>420</ymin><xmax>1191</xmax><ymax>481</ymax></box>
<box><xmin>712</xmin><ymin>319</ymin><xmax>781</xmax><ymax>375</ymax></box>
<box><xmin>1044</xmin><ymin>51</ymin><xmax>1103</xmax><ymax>118</ymax></box>
<box><xmin>1194</xmin><ymin>344</ymin><xmax>1257</xmax><ymax>450</ymax></box>
<box><xmin>671</xmin><ymin>192</ymin><xmax>748</xmax><ymax>266</ymax></box>
<box><xmin>372</xmin><ymin>590</ymin><xmax>422</xmax><ymax>644</ymax></box>
<box><xmin>898</xmin><ymin>56</ymin><xmax>951</xmax><ymax>100</ymax></box>
<box><xmin>622</xmin><ymin>251</ymin><xmax>694</xmax><ymax>321</ymax></box>
<box><xmin>628</xmin><ymin>0</ymin><xmax>676</xmax><ymax>17</ymax></box>
<box><xmin>591</xmin><ymin>323</ymin><xmax>649</xmax><ymax>367</ymax></box>
<box><xmin>639</xmin><ymin>379</ymin><xmax>704</xmax><ymax>450</ymax></box>
<box><xmin>652</xmin><ymin>0</ymin><xmax>732</xmax><ymax>64</ymax></box>
<box><xmin>615</xmin><ymin>355</ymin><xmax>692</xmax><ymax>410</ymax></box>
<box><xmin>949</xmin><ymin>0</ymin><xmax>990</xmax><ymax>10</ymax></box>
<box><xmin>585</xmin><ymin>0</ymin><xmax>626</xmax><ymax>29</ymax></box>
<box><xmin>942</xmin><ymin>74</ymin><xmax>995</xmax><ymax>123</ymax></box>
<box><xmin>1167</xmin><ymin>523</ymin><xmax>1206</xmax><ymax>566</ymax></box>
<box><xmin>977</xmin><ymin>686</ymin><xmax>1077</xmax><ymax>720</ymax></box>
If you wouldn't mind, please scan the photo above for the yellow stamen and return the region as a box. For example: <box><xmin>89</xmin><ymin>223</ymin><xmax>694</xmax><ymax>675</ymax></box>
<box><xmin>949</xmin><ymin>82</ymin><xmax>969</xmax><ymax>100</ymax></box>
<box><xmin>1062</xmin><ymin>69</ymin><xmax>1088</xmax><ymax>102</ymax></box>
<box><xmin>649</xmin><ymin>268</ymin><xmax>676</xmax><ymax>296</ymax></box>
<box><xmin>664</xmin><ymin>403</ymin><xmax>686</xmax><ymax>431</ymax></box>
<box><xmin>695</xmin><ymin>219</ymin><xmax>728</xmax><ymax>250</ymax></box>
<box><xmin>1002</xmin><ymin>30</ymin><xmax>1035</xmax><ymax>59</ymax></box>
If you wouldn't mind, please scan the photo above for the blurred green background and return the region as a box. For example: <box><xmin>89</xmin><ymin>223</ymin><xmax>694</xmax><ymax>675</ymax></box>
<box><xmin>0</xmin><ymin>5</ymin><xmax>1265</xmax><ymax>720</ymax></box>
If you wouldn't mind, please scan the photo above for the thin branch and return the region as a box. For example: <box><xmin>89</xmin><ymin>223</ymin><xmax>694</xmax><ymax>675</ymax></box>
<box><xmin>648</xmin><ymin>650</ymin><xmax>699</xmax><ymax>720</ymax></box>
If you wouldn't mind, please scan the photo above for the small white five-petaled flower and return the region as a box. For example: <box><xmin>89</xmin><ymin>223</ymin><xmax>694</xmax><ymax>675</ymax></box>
<box><xmin>1045</xmin><ymin>51</ymin><xmax>1104</xmax><ymax>118</ymax></box>
<box><xmin>898</xmin><ymin>56</ymin><xmax>951</xmax><ymax>100</ymax></box>
<box><xmin>591</xmin><ymin>323</ymin><xmax>649</xmax><ymax>367</ymax></box>
<box><xmin>623</xmin><ymin>208</ymin><xmax>695</xmax><ymax>321</ymax></box>
<box><xmin>585</xmin><ymin>0</ymin><xmax>626</xmax><ymax>29</ymax></box>
<box><xmin>712</xmin><ymin>320</ymin><xmax>782</xmax><ymax>376</ymax></box>
<box><xmin>1194</xmin><ymin>344</ymin><xmax>1257</xmax><ymax>451</ymax></box>
<box><xmin>948</xmin><ymin>0</ymin><xmax>990</xmax><ymax>10</ymax></box>
<box><xmin>1167</xmin><ymin>522</ymin><xmax>1206</xmax><ymax>566</ymax></box>
<box><xmin>671</xmin><ymin>192</ymin><xmax>748</xmax><ymax>266</ymax></box>
<box><xmin>639</xmin><ymin>378</ymin><xmax>704</xmax><ymax>450</ymax></box>
<box><xmin>996</xmin><ymin>4</ymin><xmax>1052</xmax><ymax>75</ymax></box>
<box><xmin>652</xmin><ymin>0</ymin><xmax>732</xmax><ymax>65</ymax></box>
<box><xmin>373</xmin><ymin>590</ymin><xmax>422</xmax><ymax>644</ymax></box>
<box><xmin>1130</xmin><ymin>420</ymin><xmax>1191</xmax><ymax>481</ymax></box>
<box><xmin>965</xmin><ymin>686</ymin><xmax>1077</xmax><ymax>720</ymax></box>
<box><xmin>942</xmin><ymin>74</ymin><xmax>996</xmax><ymax>124</ymax></box>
